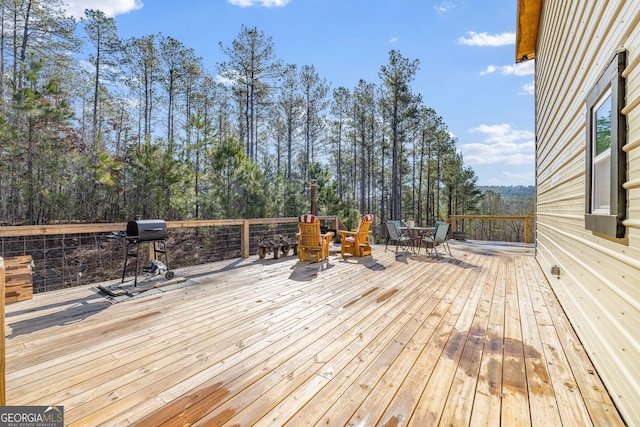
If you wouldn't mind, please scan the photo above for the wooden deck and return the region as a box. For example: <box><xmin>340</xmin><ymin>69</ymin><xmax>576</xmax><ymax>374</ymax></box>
<box><xmin>4</xmin><ymin>241</ymin><xmax>624</xmax><ymax>426</ymax></box>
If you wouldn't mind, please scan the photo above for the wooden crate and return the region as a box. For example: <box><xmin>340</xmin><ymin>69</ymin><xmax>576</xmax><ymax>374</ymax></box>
<box><xmin>4</xmin><ymin>255</ymin><xmax>33</xmax><ymax>303</ymax></box>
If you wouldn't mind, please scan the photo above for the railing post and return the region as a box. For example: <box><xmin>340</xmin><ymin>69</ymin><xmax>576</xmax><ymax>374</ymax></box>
<box><xmin>241</xmin><ymin>220</ymin><xmax>250</xmax><ymax>258</ymax></box>
<box><xmin>148</xmin><ymin>242</ymin><xmax>155</xmax><ymax>263</ymax></box>
<box><xmin>0</xmin><ymin>256</ymin><xmax>6</xmax><ymax>405</ymax></box>
<box><xmin>525</xmin><ymin>218</ymin><xmax>531</xmax><ymax>244</ymax></box>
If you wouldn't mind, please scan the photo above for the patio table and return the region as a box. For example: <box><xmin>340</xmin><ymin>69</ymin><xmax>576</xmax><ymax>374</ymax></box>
<box><xmin>400</xmin><ymin>226</ymin><xmax>435</xmax><ymax>252</ymax></box>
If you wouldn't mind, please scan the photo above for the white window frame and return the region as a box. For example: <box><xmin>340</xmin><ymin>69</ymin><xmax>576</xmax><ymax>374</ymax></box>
<box><xmin>591</xmin><ymin>90</ymin><xmax>611</xmax><ymax>215</ymax></box>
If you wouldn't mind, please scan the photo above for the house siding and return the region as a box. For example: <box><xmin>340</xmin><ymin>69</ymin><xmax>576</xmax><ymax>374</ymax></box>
<box><xmin>534</xmin><ymin>1</ymin><xmax>640</xmax><ymax>425</ymax></box>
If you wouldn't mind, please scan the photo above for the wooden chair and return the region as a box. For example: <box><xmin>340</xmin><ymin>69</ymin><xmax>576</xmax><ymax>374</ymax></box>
<box><xmin>296</xmin><ymin>214</ymin><xmax>333</xmax><ymax>262</ymax></box>
<box><xmin>338</xmin><ymin>214</ymin><xmax>374</xmax><ymax>258</ymax></box>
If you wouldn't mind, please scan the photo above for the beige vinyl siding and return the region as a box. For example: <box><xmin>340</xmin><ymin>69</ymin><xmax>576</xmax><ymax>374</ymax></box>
<box><xmin>534</xmin><ymin>0</ymin><xmax>640</xmax><ymax>425</ymax></box>
<box><xmin>624</xmin><ymin>46</ymin><xmax>640</xmax><ymax>243</ymax></box>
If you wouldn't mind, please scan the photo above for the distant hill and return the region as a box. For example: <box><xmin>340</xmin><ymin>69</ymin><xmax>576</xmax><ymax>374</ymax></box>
<box><xmin>479</xmin><ymin>185</ymin><xmax>535</xmax><ymax>199</ymax></box>
<box><xmin>478</xmin><ymin>185</ymin><xmax>535</xmax><ymax>216</ymax></box>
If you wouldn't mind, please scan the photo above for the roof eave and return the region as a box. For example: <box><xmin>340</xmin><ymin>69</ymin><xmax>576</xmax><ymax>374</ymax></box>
<box><xmin>516</xmin><ymin>0</ymin><xmax>542</xmax><ymax>63</ymax></box>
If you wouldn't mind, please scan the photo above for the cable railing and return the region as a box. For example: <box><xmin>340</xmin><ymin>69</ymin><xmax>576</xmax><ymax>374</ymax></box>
<box><xmin>0</xmin><ymin>218</ymin><xmax>305</xmax><ymax>294</ymax></box>
<box><xmin>448</xmin><ymin>215</ymin><xmax>535</xmax><ymax>244</ymax></box>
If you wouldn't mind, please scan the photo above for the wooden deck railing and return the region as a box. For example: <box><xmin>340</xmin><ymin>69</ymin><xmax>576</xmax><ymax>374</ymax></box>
<box><xmin>0</xmin><ymin>217</ymin><xmax>348</xmax><ymax>294</ymax></box>
<box><xmin>0</xmin><ymin>219</ymin><xmax>292</xmax><ymax>259</ymax></box>
<box><xmin>0</xmin><ymin>217</ymin><xmax>344</xmax><ymax>257</ymax></box>
<box><xmin>448</xmin><ymin>215</ymin><xmax>535</xmax><ymax>243</ymax></box>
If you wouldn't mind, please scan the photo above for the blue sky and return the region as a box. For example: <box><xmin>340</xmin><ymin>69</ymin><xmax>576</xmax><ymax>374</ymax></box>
<box><xmin>64</xmin><ymin>0</ymin><xmax>535</xmax><ymax>186</ymax></box>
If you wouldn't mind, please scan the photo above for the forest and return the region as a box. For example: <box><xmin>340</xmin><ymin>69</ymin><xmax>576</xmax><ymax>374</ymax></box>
<box><xmin>0</xmin><ymin>1</ymin><xmax>522</xmax><ymax>230</ymax></box>
<box><xmin>478</xmin><ymin>186</ymin><xmax>534</xmax><ymax>215</ymax></box>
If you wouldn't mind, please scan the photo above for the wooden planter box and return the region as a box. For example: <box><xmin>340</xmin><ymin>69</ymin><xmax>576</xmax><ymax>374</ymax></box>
<box><xmin>4</xmin><ymin>255</ymin><xmax>33</xmax><ymax>303</ymax></box>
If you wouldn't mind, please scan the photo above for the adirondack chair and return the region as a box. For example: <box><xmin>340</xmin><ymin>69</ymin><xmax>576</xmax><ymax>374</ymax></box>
<box><xmin>296</xmin><ymin>214</ymin><xmax>334</xmax><ymax>262</ymax></box>
<box><xmin>338</xmin><ymin>214</ymin><xmax>374</xmax><ymax>258</ymax></box>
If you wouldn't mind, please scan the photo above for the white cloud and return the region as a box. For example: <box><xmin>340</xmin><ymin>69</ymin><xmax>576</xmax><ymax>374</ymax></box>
<box><xmin>486</xmin><ymin>177</ymin><xmax>504</xmax><ymax>185</ymax></box>
<box><xmin>502</xmin><ymin>170</ymin><xmax>535</xmax><ymax>182</ymax></box>
<box><xmin>481</xmin><ymin>65</ymin><xmax>497</xmax><ymax>75</ymax></box>
<box><xmin>460</xmin><ymin>124</ymin><xmax>535</xmax><ymax>166</ymax></box>
<box><xmin>483</xmin><ymin>169</ymin><xmax>534</xmax><ymax>186</ymax></box>
<box><xmin>228</xmin><ymin>0</ymin><xmax>291</xmax><ymax>7</ymax></box>
<box><xmin>63</xmin><ymin>0</ymin><xmax>143</xmax><ymax>18</ymax></box>
<box><xmin>463</xmin><ymin>142</ymin><xmax>534</xmax><ymax>165</ymax></box>
<box><xmin>216</xmin><ymin>72</ymin><xmax>237</xmax><ymax>86</ymax></box>
<box><xmin>481</xmin><ymin>60</ymin><xmax>535</xmax><ymax>76</ymax></box>
<box><xmin>501</xmin><ymin>61</ymin><xmax>535</xmax><ymax>76</ymax></box>
<box><xmin>434</xmin><ymin>2</ymin><xmax>456</xmax><ymax>14</ymax></box>
<box><xmin>457</xmin><ymin>31</ymin><xmax>515</xmax><ymax>47</ymax></box>
<box><xmin>389</xmin><ymin>37</ymin><xmax>399</xmax><ymax>44</ymax></box>
<box><xmin>520</xmin><ymin>80</ymin><xmax>535</xmax><ymax>95</ymax></box>
<box><xmin>471</xmin><ymin>124</ymin><xmax>534</xmax><ymax>143</ymax></box>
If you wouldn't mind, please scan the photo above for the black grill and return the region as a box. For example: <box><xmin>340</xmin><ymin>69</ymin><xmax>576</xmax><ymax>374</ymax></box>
<box><xmin>125</xmin><ymin>219</ymin><xmax>167</xmax><ymax>242</ymax></box>
<box><xmin>116</xmin><ymin>219</ymin><xmax>174</xmax><ymax>286</ymax></box>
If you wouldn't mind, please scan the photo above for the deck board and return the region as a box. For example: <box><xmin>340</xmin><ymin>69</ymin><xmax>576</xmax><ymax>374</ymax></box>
<box><xmin>470</xmin><ymin>252</ymin><xmax>506</xmax><ymax>427</ymax></box>
<box><xmin>4</xmin><ymin>241</ymin><xmax>624</xmax><ymax>426</ymax></box>
<box><xmin>438</xmin><ymin>253</ymin><xmax>497</xmax><ymax>426</ymax></box>
<box><xmin>515</xmin><ymin>256</ymin><xmax>563</xmax><ymax>426</ymax></box>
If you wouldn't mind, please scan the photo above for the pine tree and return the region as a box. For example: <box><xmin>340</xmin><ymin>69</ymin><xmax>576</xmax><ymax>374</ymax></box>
<box><xmin>82</xmin><ymin>9</ymin><xmax>122</xmax><ymax>149</ymax></box>
<box><xmin>218</xmin><ymin>25</ymin><xmax>282</xmax><ymax>160</ymax></box>
<box><xmin>379</xmin><ymin>50</ymin><xmax>420</xmax><ymax>220</ymax></box>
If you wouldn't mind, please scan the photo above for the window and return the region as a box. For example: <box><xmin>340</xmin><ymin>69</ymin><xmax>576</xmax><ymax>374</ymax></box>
<box><xmin>592</xmin><ymin>91</ymin><xmax>612</xmax><ymax>214</ymax></box>
<box><xmin>585</xmin><ymin>50</ymin><xmax>627</xmax><ymax>238</ymax></box>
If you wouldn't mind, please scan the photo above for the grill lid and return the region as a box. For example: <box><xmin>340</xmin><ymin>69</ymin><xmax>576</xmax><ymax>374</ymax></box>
<box><xmin>126</xmin><ymin>219</ymin><xmax>167</xmax><ymax>242</ymax></box>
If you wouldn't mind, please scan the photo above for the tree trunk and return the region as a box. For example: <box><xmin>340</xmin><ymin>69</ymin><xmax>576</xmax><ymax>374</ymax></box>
<box><xmin>17</xmin><ymin>0</ymin><xmax>32</xmax><ymax>90</ymax></box>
